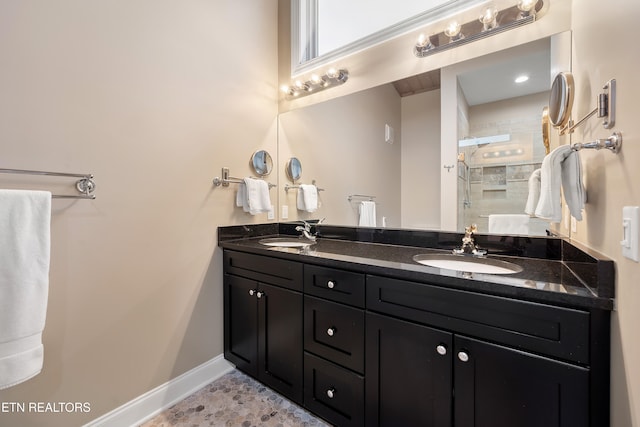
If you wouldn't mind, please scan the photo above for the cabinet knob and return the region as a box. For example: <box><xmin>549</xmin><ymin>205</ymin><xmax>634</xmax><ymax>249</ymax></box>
<box><xmin>327</xmin><ymin>280</ymin><xmax>335</xmax><ymax>289</ymax></box>
<box><xmin>248</xmin><ymin>289</ymin><xmax>255</xmax><ymax>296</ymax></box>
<box><xmin>436</xmin><ymin>345</ymin><xmax>447</xmax><ymax>356</ymax></box>
<box><xmin>256</xmin><ymin>291</ymin><xmax>264</xmax><ymax>299</ymax></box>
<box><xmin>458</xmin><ymin>351</ymin><xmax>470</xmax><ymax>362</ymax></box>
<box><xmin>327</xmin><ymin>327</ymin><xmax>336</xmax><ymax>337</ymax></box>
<box><xmin>326</xmin><ymin>388</ymin><xmax>336</xmax><ymax>399</ymax></box>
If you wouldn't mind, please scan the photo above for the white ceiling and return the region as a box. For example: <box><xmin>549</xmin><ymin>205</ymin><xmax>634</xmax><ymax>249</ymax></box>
<box><xmin>457</xmin><ymin>39</ymin><xmax>551</xmax><ymax>106</ymax></box>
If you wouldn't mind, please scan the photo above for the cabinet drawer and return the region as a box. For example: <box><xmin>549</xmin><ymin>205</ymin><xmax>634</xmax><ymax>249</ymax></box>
<box><xmin>304</xmin><ymin>352</ymin><xmax>364</xmax><ymax>427</ymax></box>
<box><xmin>366</xmin><ymin>275</ymin><xmax>590</xmax><ymax>364</ymax></box>
<box><xmin>304</xmin><ymin>265</ymin><xmax>365</xmax><ymax>307</ymax></box>
<box><xmin>304</xmin><ymin>296</ymin><xmax>365</xmax><ymax>373</ymax></box>
<box><xmin>224</xmin><ymin>250</ymin><xmax>303</xmax><ymax>291</ymax></box>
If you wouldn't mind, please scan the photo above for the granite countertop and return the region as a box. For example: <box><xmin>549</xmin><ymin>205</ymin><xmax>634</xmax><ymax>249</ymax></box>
<box><xmin>218</xmin><ymin>224</ymin><xmax>615</xmax><ymax>311</ymax></box>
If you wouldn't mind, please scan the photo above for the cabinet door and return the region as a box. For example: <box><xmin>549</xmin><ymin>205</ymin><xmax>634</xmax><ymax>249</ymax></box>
<box><xmin>454</xmin><ymin>336</ymin><xmax>589</xmax><ymax>427</ymax></box>
<box><xmin>366</xmin><ymin>312</ymin><xmax>453</xmax><ymax>427</ymax></box>
<box><xmin>258</xmin><ymin>282</ymin><xmax>303</xmax><ymax>404</ymax></box>
<box><xmin>224</xmin><ymin>274</ymin><xmax>258</xmax><ymax>377</ymax></box>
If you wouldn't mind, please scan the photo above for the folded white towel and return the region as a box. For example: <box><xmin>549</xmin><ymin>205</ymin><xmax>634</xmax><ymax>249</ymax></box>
<box><xmin>535</xmin><ymin>145</ymin><xmax>569</xmax><ymax>222</ymax></box>
<box><xmin>0</xmin><ymin>190</ymin><xmax>51</xmax><ymax>390</ymax></box>
<box><xmin>358</xmin><ymin>201</ymin><xmax>376</xmax><ymax>227</ymax></box>
<box><xmin>297</xmin><ymin>184</ymin><xmax>318</xmax><ymax>213</ymax></box>
<box><xmin>488</xmin><ymin>214</ymin><xmax>530</xmax><ymax>235</ymax></box>
<box><xmin>561</xmin><ymin>150</ymin><xmax>585</xmax><ymax>220</ymax></box>
<box><xmin>242</xmin><ymin>177</ymin><xmax>271</xmax><ymax>215</ymax></box>
<box><xmin>236</xmin><ymin>183</ymin><xmax>246</xmax><ymax>208</ymax></box>
<box><xmin>525</xmin><ymin>168</ymin><xmax>541</xmax><ymax>216</ymax></box>
<box><xmin>535</xmin><ymin>145</ymin><xmax>585</xmax><ymax>222</ymax></box>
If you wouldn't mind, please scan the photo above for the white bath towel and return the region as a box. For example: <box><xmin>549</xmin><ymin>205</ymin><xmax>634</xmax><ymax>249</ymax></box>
<box><xmin>535</xmin><ymin>145</ymin><xmax>585</xmax><ymax>222</ymax></box>
<box><xmin>358</xmin><ymin>201</ymin><xmax>376</xmax><ymax>227</ymax></box>
<box><xmin>488</xmin><ymin>214</ymin><xmax>530</xmax><ymax>235</ymax></box>
<box><xmin>561</xmin><ymin>150</ymin><xmax>586</xmax><ymax>220</ymax></box>
<box><xmin>242</xmin><ymin>177</ymin><xmax>271</xmax><ymax>215</ymax></box>
<box><xmin>297</xmin><ymin>184</ymin><xmax>318</xmax><ymax>212</ymax></box>
<box><xmin>535</xmin><ymin>145</ymin><xmax>570</xmax><ymax>222</ymax></box>
<box><xmin>524</xmin><ymin>168</ymin><xmax>541</xmax><ymax>216</ymax></box>
<box><xmin>0</xmin><ymin>190</ymin><xmax>51</xmax><ymax>390</ymax></box>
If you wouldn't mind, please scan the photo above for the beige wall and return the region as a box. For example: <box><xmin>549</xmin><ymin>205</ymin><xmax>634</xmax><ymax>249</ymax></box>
<box><xmin>400</xmin><ymin>89</ymin><xmax>441</xmax><ymax>229</ymax></box>
<box><xmin>278</xmin><ymin>84</ymin><xmax>402</xmax><ymax>227</ymax></box>
<box><xmin>0</xmin><ymin>1</ymin><xmax>278</xmax><ymax>426</ymax></box>
<box><xmin>570</xmin><ymin>0</ymin><xmax>640</xmax><ymax>425</ymax></box>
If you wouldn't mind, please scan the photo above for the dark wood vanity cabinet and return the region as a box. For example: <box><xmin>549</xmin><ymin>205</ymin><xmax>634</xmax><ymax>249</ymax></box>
<box><xmin>303</xmin><ymin>265</ymin><xmax>366</xmax><ymax>427</ymax></box>
<box><xmin>366</xmin><ymin>274</ymin><xmax>605</xmax><ymax>427</ymax></box>
<box><xmin>222</xmin><ymin>248</ymin><xmax>610</xmax><ymax>427</ymax></box>
<box><xmin>223</xmin><ymin>251</ymin><xmax>304</xmax><ymax>404</ymax></box>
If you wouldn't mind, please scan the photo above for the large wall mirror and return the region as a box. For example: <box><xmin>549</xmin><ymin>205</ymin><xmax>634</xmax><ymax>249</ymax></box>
<box><xmin>279</xmin><ymin>31</ymin><xmax>571</xmax><ymax>236</ymax></box>
<box><xmin>292</xmin><ymin>0</ymin><xmax>488</xmax><ymax>74</ymax></box>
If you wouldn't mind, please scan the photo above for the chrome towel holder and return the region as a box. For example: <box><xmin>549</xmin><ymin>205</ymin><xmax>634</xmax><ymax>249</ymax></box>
<box><xmin>0</xmin><ymin>168</ymin><xmax>96</xmax><ymax>199</ymax></box>
<box><xmin>572</xmin><ymin>131</ymin><xmax>622</xmax><ymax>154</ymax></box>
<box><xmin>284</xmin><ymin>179</ymin><xmax>324</xmax><ymax>193</ymax></box>
<box><xmin>213</xmin><ymin>167</ymin><xmax>276</xmax><ymax>189</ymax></box>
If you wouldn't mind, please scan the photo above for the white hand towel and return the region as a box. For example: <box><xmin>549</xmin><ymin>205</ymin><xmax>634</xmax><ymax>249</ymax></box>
<box><xmin>358</xmin><ymin>201</ymin><xmax>376</xmax><ymax>227</ymax></box>
<box><xmin>0</xmin><ymin>190</ymin><xmax>51</xmax><ymax>390</ymax></box>
<box><xmin>524</xmin><ymin>168</ymin><xmax>541</xmax><ymax>216</ymax></box>
<box><xmin>535</xmin><ymin>145</ymin><xmax>571</xmax><ymax>222</ymax></box>
<box><xmin>488</xmin><ymin>214</ymin><xmax>530</xmax><ymax>235</ymax></box>
<box><xmin>243</xmin><ymin>177</ymin><xmax>271</xmax><ymax>215</ymax></box>
<box><xmin>236</xmin><ymin>183</ymin><xmax>246</xmax><ymax>209</ymax></box>
<box><xmin>561</xmin><ymin>150</ymin><xmax>586</xmax><ymax>220</ymax></box>
<box><xmin>297</xmin><ymin>184</ymin><xmax>318</xmax><ymax>213</ymax></box>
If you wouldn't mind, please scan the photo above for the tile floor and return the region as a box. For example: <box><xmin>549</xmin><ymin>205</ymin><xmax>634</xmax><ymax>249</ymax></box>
<box><xmin>139</xmin><ymin>369</ymin><xmax>331</xmax><ymax>427</ymax></box>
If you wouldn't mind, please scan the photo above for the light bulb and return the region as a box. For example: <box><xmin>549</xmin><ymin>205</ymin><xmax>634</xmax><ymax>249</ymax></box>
<box><xmin>280</xmin><ymin>85</ymin><xmax>290</xmax><ymax>94</ymax></box>
<box><xmin>444</xmin><ymin>21</ymin><xmax>463</xmax><ymax>41</ymax></box>
<box><xmin>326</xmin><ymin>68</ymin><xmax>339</xmax><ymax>79</ymax></box>
<box><xmin>517</xmin><ymin>0</ymin><xmax>536</xmax><ymax>18</ymax></box>
<box><xmin>310</xmin><ymin>74</ymin><xmax>322</xmax><ymax>84</ymax></box>
<box><xmin>515</xmin><ymin>75</ymin><xmax>529</xmax><ymax>83</ymax></box>
<box><xmin>479</xmin><ymin>6</ymin><xmax>498</xmax><ymax>31</ymax></box>
<box><xmin>414</xmin><ymin>33</ymin><xmax>435</xmax><ymax>56</ymax></box>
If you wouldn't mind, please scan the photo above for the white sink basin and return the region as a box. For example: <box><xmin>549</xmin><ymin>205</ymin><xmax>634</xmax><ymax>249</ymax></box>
<box><xmin>413</xmin><ymin>254</ymin><xmax>523</xmax><ymax>275</ymax></box>
<box><xmin>259</xmin><ymin>237</ymin><xmax>316</xmax><ymax>248</ymax></box>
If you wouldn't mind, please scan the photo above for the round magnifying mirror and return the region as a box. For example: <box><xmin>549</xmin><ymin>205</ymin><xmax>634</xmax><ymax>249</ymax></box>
<box><xmin>250</xmin><ymin>150</ymin><xmax>273</xmax><ymax>176</ymax></box>
<box><xmin>286</xmin><ymin>157</ymin><xmax>302</xmax><ymax>182</ymax></box>
<box><xmin>548</xmin><ymin>72</ymin><xmax>574</xmax><ymax>128</ymax></box>
<box><xmin>541</xmin><ymin>106</ymin><xmax>550</xmax><ymax>155</ymax></box>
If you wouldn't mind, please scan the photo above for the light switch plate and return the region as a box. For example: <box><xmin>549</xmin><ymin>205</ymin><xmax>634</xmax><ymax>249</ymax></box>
<box><xmin>281</xmin><ymin>204</ymin><xmax>289</xmax><ymax>220</ymax></box>
<box><xmin>621</xmin><ymin>206</ymin><xmax>639</xmax><ymax>262</ymax></box>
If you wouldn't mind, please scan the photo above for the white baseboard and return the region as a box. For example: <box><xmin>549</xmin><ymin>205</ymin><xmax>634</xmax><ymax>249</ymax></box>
<box><xmin>83</xmin><ymin>354</ymin><xmax>234</xmax><ymax>427</ymax></box>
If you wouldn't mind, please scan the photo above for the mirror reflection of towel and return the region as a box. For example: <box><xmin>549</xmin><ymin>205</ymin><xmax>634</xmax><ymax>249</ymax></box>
<box><xmin>488</xmin><ymin>214</ymin><xmax>530</xmax><ymax>234</ymax></box>
<box><xmin>297</xmin><ymin>184</ymin><xmax>318</xmax><ymax>212</ymax></box>
<box><xmin>358</xmin><ymin>201</ymin><xmax>376</xmax><ymax>227</ymax></box>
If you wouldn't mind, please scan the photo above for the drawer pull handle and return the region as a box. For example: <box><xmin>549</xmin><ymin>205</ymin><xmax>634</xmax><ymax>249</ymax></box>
<box><xmin>326</xmin><ymin>388</ymin><xmax>335</xmax><ymax>399</ymax></box>
<box><xmin>436</xmin><ymin>345</ymin><xmax>447</xmax><ymax>356</ymax></box>
<box><xmin>248</xmin><ymin>289</ymin><xmax>256</xmax><ymax>296</ymax></box>
<box><xmin>327</xmin><ymin>327</ymin><xmax>336</xmax><ymax>337</ymax></box>
<box><xmin>327</xmin><ymin>280</ymin><xmax>335</xmax><ymax>289</ymax></box>
<box><xmin>256</xmin><ymin>291</ymin><xmax>264</xmax><ymax>299</ymax></box>
<box><xmin>458</xmin><ymin>351</ymin><xmax>470</xmax><ymax>362</ymax></box>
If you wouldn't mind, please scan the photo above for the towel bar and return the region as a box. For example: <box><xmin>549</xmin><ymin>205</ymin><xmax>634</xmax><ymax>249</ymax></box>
<box><xmin>348</xmin><ymin>194</ymin><xmax>376</xmax><ymax>202</ymax></box>
<box><xmin>571</xmin><ymin>131</ymin><xmax>622</xmax><ymax>154</ymax></box>
<box><xmin>213</xmin><ymin>167</ymin><xmax>276</xmax><ymax>189</ymax></box>
<box><xmin>0</xmin><ymin>167</ymin><xmax>96</xmax><ymax>199</ymax></box>
<box><xmin>284</xmin><ymin>180</ymin><xmax>324</xmax><ymax>193</ymax></box>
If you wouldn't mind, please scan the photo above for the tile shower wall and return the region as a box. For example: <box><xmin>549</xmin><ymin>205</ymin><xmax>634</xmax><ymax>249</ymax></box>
<box><xmin>459</xmin><ymin>92</ymin><xmax>549</xmax><ymax>234</ymax></box>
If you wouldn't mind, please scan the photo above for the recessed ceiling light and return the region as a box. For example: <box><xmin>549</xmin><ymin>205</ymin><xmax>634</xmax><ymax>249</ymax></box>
<box><xmin>515</xmin><ymin>75</ymin><xmax>530</xmax><ymax>83</ymax></box>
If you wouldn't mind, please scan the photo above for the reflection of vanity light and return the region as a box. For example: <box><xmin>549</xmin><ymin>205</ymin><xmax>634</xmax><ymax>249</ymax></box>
<box><xmin>517</xmin><ymin>0</ymin><xmax>537</xmax><ymax>18</ymax></box>
<box><xmin>482</xmin><ymin>148</ymin><xmax>526</xmax><ymax>159</ymax></box>
<box><xmin>444</xmin><ymin>21</ymin><xmax>464</xmax><ymax>42</ymax></box>
<box><xmin>515</xmin><ymin>75</ymin><xmax>530</xmax><ymax>83</ymax></box>
<box><xmin>479</xmin><ymin>6</ymin><xmax>498</xmax><ymax>31</ymax></box>
<box><xmin>281</xmin><ymin>67</ymin><xmax>349</xmax><ymax>100</ymax></box>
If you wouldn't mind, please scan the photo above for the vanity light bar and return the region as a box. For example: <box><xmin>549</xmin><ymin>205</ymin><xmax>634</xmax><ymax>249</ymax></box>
<box><xmin>281</xmin><ymin>68</ymin><xmax>349</xmax><ymax>100</ymax></box>
<box><xmin>414</xmin><ymin>1</ymin><xmax>543</xmax><ymax>58</ymax></box>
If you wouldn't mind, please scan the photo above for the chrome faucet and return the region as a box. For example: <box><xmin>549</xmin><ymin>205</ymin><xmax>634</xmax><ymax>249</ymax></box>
<box><xmin>295</xmin><ymin>221</ymin><xmax>317</xmax><ymax>241</ymax></box>
<box><xmin>453</xmin><ymin>224</ymin><xmax>487</xmax><ymax>256</ymax></box>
